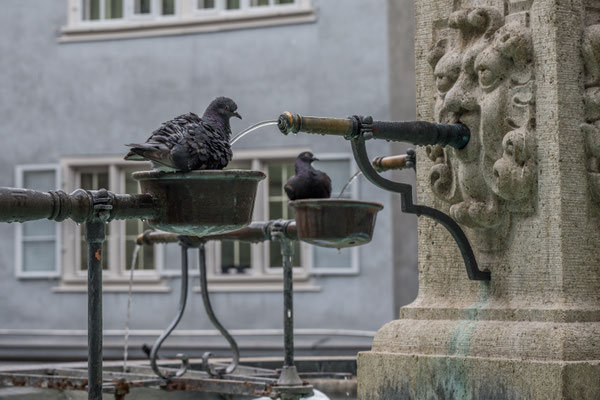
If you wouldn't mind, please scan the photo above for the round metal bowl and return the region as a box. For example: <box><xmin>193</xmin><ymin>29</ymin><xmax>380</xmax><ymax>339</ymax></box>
<box><xmin>133</xmin><ymin>170</ymin><xmax>266</xmax><ymax>236</ymax></box>
<box><xmin>289</xmin><ymin>199</ymin><xmax>384</xmax><ymax>248</ymax></box>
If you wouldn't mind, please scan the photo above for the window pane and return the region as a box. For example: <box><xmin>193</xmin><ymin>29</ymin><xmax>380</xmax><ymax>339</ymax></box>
<box><xmin>251</xmin><ymin>0</ymin><xmax>269</xmax><ymax>6</ymax></box>
<box><xmin>106</xmin><ymin>0</ymin><xmax>123</xmax><ymax>18</ymax></box>
<box><xmin>162</xmin><ymin>0</ymin><xmax>175</xmax><ymax>15</ymax></box>
<box><xmin>226</xmin><ymin>0</ymin><xmax>240</xmax><ymax>9</ymax></box>
<box><xmin>220</xmin><ymin>241</ymin><xmax>251</xmax><ymax>274</ymax></box>
<box><xmin>134</xmin><ymin>0</ymin><xmax>151</xmax><ymax>14</ymax></box>
<box><xmin>23</xmin><ymin>220</ymin><xmax>55</xmax><ymax>237</ymax></box>
<box><xmin>83</xmin><ymin>0</ymin><xmax>101</xmax><ymax>20</ymax></box>
<box><xmin>312</xmin><ymin>159</ymin><xmax>352</xmax><ymax>197</ymax></box>
<box><xmin>197</xmin><ymin>0</ymin><xmax>215</xmax><ymax>8</ymax></box>
<box><xmin>275</xmin><ymin>0</ymin><xmax>294</xmax><ymax>3</ymax></box>
<box><xmin>23</xmin><ymin>241</ymin><xmax>56</xmax><ymax>272</ymax></box>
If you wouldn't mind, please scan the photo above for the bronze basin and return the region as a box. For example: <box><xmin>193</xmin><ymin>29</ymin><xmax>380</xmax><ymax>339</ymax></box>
<box><xmin>133</xmin><ymin>170</ymin><xmax>266</xmax><ymax>236</ymax></box>
<box><xmin>289</xmin><ymin>199</ymin><xmax>383</xmax><ymax>248</ymax></box>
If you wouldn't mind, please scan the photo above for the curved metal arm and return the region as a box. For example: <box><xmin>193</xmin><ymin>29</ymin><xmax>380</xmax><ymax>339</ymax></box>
<box><xmin>150</xmin><ymin>244</ymin><xmax>190</xmax><ymax>380</ymax></box>
<box><xmin>197</xmin><ymin>243</ymin><xmax>240</xmax><ymax>376</ymax></box>
<box><xmin>351</xmin><ymin>137</ymin><xmax>490</xmax><ymax>281</ymax></box>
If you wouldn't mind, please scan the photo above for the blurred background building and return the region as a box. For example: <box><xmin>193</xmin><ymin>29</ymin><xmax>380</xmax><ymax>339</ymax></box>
<box><xmin>0</xmin><ymin>0</ymin><xmax>417</xmax><ymax>361</ymax></box>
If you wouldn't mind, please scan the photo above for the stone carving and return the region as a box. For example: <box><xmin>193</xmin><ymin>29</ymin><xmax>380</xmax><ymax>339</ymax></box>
<box><xmin>582</xmin><ymin>25</ymin><xmax>600</xmax><ymax>205</ymax></box>
<box><xmin>426</xmin><ymin>7</ymin><xmax>536</xmax><ymax>251</ymax></box>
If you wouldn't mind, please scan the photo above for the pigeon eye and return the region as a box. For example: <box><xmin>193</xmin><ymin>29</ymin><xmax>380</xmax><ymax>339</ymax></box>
<box><xmin>225</xmin><ymin>105</ymin><xmax>230</xmax><ymax>111</ymax></box>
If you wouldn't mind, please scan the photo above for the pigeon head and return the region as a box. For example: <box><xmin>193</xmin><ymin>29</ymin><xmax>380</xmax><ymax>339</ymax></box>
<box><xmin>298</xmin><ymin>151</ymin><xmax>319</xmax><ymax>164</ymax></box>
<box><xmin>205</xmin><ymin>96</ymin><xmax>242</xmax><ymax>121</ymax></box>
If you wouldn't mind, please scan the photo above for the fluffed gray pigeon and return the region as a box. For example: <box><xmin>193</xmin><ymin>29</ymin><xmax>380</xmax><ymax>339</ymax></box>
<box><xmin>284</xmin><ymin>152</ymin><xmax>332</xmax><ymax>200</ymax></box>
<box><xmin>125</xmin><ymin>97</ymin><xmax>241</xmax><ymax>172</ymax></box>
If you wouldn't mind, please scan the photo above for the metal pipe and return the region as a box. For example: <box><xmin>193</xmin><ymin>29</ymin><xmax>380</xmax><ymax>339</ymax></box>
<box><xmin>350</xmin><ymin>137</ymin><xmax>490</xmax><ymax>281</ymax></box>
<box><xmin>372</xmin><ymin>149</ymin><xmax>416</xmax><ymax>172</ymax></box>
<box><xmin>0</xmin><ymin>188</ymin><xmax>158</xmax><ymax>224</ymax></box>
<box><xmin>272</xmin><ymin>226</ymin><xmax>304</xmax><ymax>389</ymax></box>
<box><xmin>150</xmin><ymin>245</ymin><xmax>190</xmax><ymax>381</ymax></box>
<box><xmin>137</xmin><ymin>220</ymin><xmax>298</xmax><ymax>246</ymax></box>
<box><xmin>85</xmin><ymin>220</ymin><xmax>105</xmax><ymax>400</ymax></box>
<box><xmin>278</xmin><ymin>112</ymin><xmax>470</xmax><ymax>149</ymax></box>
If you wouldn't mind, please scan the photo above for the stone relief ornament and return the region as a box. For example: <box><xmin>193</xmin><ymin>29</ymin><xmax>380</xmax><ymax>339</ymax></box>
<box><xmin>582</xmin><ymin>24</ymin><xmax>600</xmax><ymax>205</ymax></box>
<box><xmin>426</xmin><ymin>7</ymin><xmax>536</xmax><ymax>252</ymax></box>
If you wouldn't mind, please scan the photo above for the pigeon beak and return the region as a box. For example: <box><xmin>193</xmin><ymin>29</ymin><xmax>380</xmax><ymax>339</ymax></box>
<box><xmin>233</xmin><ymin>111</ymin><xmax>242</xmax><ymax>120</ymax></box>
<box><xmin>311</xmin><ymin>156</ymin><xmax>319</xmax><ymax>162</ymax></box>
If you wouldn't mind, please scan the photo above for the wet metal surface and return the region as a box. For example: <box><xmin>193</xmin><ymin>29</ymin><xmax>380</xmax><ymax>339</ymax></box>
<box><xmin>133</xmin><ymin>170</ymin><xmax>265</xmax><ymax>236</ymax></box>
<box><xmin>290</xmin><ymin>199</ymin><xmax>383</xmax><ymax>248</ymax></box>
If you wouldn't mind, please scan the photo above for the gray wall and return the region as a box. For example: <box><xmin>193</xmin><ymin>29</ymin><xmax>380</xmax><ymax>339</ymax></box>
<box><xmin>0</xmin><ymin>0</ymin><xmax>417</xmax><ymax>354</ymax></box>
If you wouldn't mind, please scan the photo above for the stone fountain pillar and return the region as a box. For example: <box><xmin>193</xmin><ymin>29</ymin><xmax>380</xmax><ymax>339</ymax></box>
<box><xmin>358</xmin><ymin>0</ymin><xmax>600</xmax><ymax>398</ymax></box>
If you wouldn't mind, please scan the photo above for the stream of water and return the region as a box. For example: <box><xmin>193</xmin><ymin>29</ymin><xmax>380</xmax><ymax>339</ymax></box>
<box><xmin>337</xmin><ymin>171</ymin><xmax>362</xmax><ymax>198</ymax></box>
<box><xmin>123</xmin><ymin>244</ymin><xmax>141</xmax><ymax>372</ymax></box>
<box><xmin>230</xmin><ymin>120</ymin><xmax>278</xmax><ymax>146</ymax></box>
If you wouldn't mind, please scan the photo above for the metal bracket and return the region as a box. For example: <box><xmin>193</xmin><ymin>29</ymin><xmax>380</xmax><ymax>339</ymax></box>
<box><xmin>350</xmin><ymin>133</ymin><xmax>490</xmax><ymax>281</ymax></box>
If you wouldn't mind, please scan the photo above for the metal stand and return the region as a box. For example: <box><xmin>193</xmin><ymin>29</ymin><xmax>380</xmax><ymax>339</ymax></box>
<box><xmin>197</xmin><ymin>242</ymin><xmax>240</xmax><ymax>376</ymax></box>
<box><xmin>150</xmin><ymin>244</ymin><xmax>190</xmax><ymax>380</ymax></box>
<box><xmin>272</xmin><ymin>222</ymin><xmax>313</xmax><ymax>399</ymax></box>
<box><xmin>85</xmin><ymin>189</ymin><xmax>113</xmax><ymax>400</ymax></box>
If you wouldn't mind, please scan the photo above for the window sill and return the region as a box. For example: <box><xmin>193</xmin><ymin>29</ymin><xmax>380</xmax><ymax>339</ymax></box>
<box><xmin>192</xmin><ymin>282</ymin><xmax>321</xmax><ymax>293</ymax></box>
<box><xmin>53</xmin><ymin>275</ymin><xmax>171</xmax><ymax>293</ymax></box>
<box><xmin>59</xmin><ymin>7</ymin><xmax>316</xmax><ymax>43</ymax></box>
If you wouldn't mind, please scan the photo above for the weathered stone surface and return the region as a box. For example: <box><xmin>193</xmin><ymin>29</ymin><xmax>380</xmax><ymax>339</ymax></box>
<box><xmin>359</xmin><ymin>0</ymin><xmax>600</xmax><ymax>398</ymax></box>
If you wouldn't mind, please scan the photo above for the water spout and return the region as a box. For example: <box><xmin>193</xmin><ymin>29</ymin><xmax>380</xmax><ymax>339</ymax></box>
<box><xmin>123</xmin><ymin>243</ymin><xmax>141</xmax><ymax>372</ymax></box>
<box><xmin>230</xmin><ymin>120</ymin><xmax>278</xmax><ymax>146</ymax></box>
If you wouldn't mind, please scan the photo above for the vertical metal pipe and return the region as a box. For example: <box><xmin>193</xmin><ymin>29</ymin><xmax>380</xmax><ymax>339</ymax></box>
<box><xmin>85</xmin><ymin>220</ymin><xmax>105</xmax><ymax>400</ymax></box>
<box><xmin>281</xmin><ymin>240</ymin><xmax>294</xmax><ymax>367</ymax></box>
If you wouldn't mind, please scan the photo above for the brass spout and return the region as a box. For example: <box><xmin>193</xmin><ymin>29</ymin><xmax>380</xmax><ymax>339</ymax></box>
<box><xmin>278</xmin><ymin>112</ymin><xmax>355</xmax><ymax>137</ymax></box>
<box><xmin>372</xmin><ymin>149</ymin><xmax>416</xmax><ymax>172</ymax></box>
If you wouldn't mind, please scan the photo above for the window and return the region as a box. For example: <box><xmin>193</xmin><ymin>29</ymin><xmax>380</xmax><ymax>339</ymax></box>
<box><xmin>62</xmin><ymin>0</ymin><xmax>315</xmax><ymax>42</ymax></box>
<box><xmin>15</xmin><ymin>165</ymin><xmax>61</xmax><ymax>278</ymax></box>
<box><xmin>57</xmin><ymin>157</ymin><xmax>167</xmax><ymax>292</ymax></box>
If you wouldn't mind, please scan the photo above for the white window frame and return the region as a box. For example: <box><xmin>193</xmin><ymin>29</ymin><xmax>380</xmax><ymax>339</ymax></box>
<box><xmin>14</xmin><ymin>164</ymin><xmax>61</xmax><ymax>279</ymax></box>
<box><xmin>55</xmin><ymin>156</ymin><xmax>169</xmax><ymax>293</ymax></box>
<box><xmin>62</xmin><ymin>0</ymin><xmax>315</xmax><ymax>42</ymax></box>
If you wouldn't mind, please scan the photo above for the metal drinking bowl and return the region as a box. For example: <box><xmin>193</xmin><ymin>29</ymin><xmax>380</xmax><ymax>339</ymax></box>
<box><xmin>133</xmin><ymin>170</ymin><xmax>266</xmax><ymax>236</ymax></box>
<box><xmin>289</xmin><ymin>199</ymin><xmax>383</xmax><ymax>248</ymax></box>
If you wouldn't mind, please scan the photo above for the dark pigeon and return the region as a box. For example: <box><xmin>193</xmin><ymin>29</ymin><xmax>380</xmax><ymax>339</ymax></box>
<box><xmin>124</xmin><ymin>97</ymin><xmax>241</xmax><ymax>172</ymax></box>
<box><xmin>284</xmin><ymin>152</ymin><xmax>332</xmax><ymax>200</ymax></box>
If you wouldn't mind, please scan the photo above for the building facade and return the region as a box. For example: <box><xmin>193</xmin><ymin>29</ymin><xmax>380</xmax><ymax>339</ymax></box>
<box><xmin>0</xmin><ymin>0</ymin><xmax>417</xmax><ymax>360</ymax></box>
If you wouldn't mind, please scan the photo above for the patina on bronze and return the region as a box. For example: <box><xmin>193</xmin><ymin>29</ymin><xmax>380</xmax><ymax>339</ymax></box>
<box><xmin>133</xmin><ymin>169</ymin><xmax>266</xmax><ymax>236</ymax></box>
<box><xmin>290</xmin><ymin>199</ymin><xmax>383</xmax><ymax>248</ymax></box>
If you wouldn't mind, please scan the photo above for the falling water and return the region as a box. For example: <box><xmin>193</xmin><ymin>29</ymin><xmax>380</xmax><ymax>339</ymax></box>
<box><xmin>230</xmin><ymin>120</ymin><xmax>278</xmax><ymax>146</ymax></box>
<box><xmin>123</xmin><ymin>244</ymin><xmax>141</xmax><ymax>372</ymax></box>
<box><xmin>337</xmin><ymin>171</ymin><xmax>362</xmax><ymax>198</ymax></box>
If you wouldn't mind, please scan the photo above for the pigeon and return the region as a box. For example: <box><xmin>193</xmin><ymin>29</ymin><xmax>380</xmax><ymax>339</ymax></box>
<box><xmin>124</xmin><ymin>97</ymin><xmax>241</xmax><ymax>172</ymax></box>
<box><xmin>284</xmin><ymin>152</ymin><xmax>332</xmax><ymax>200</ymax></box>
